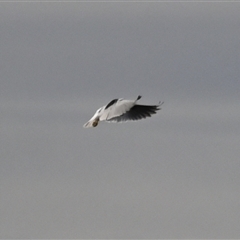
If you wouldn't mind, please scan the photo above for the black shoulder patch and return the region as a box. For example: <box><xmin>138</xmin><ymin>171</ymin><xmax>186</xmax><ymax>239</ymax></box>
<box><xmin>105</xmin><ymin>98</ymin><xmax>118</xmax><ymax>109</ymax></box>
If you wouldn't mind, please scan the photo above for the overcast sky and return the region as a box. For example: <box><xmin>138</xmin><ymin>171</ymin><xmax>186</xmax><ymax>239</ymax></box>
<box><xmin>1</xmin><ymin>2</ymin><xmax>240</xmax><ymax>239</ymax></box>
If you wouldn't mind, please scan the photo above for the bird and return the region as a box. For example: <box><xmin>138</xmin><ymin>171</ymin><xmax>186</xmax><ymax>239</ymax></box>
<box><xmin>83</xmin><ymin>95</ymin><xmax>163</xmax><ymax>128</ymax></box>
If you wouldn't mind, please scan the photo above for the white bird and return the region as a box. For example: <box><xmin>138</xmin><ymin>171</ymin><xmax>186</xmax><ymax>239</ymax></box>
<box><xmin>83</xmin><ymin>95</ymin><xmax>163</xmax><ymax>128</ymax></box>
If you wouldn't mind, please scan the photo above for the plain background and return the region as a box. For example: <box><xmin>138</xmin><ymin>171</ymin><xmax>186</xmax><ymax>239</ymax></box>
<box><xmin>1</xmin><ymin>2</ymin><xmax>240</xmax><ymax>238</ymax></box>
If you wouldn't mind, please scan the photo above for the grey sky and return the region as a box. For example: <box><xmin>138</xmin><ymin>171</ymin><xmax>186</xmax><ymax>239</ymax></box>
<box><xmin>1</xmin><ymin>2</ymin><xmax>240</xmax><ymax>238</ymax></box>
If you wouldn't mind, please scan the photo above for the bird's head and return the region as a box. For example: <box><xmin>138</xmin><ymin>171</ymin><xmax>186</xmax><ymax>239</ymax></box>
<box><xmin>83</xmin><ymin>117</ymin><xmax>99</xmax><ymax>128</ymax></box>
<box><xmin>83</xmin><ymin>107</ymin><xmax>103</xmax><ymax>128</ymax></box>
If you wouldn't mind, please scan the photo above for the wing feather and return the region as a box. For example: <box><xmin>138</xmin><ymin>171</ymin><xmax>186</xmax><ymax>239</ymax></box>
<box><xmin>107</xmin><ymin>104</ymin><xmax>162</xmax><ymax>122</ymax></box>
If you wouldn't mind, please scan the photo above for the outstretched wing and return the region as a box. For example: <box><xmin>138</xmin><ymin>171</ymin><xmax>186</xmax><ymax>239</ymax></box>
<box><xmin>107</xmin><ymin>103</ymin><xmax>163</xmax><ymax>122</ymax></box>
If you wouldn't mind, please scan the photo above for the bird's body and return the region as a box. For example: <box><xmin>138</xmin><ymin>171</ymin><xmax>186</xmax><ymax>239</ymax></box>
<box><xmin>83</xmin><ymin>95</ymin><xmax>163</xmax><ymax>128</ymax></box>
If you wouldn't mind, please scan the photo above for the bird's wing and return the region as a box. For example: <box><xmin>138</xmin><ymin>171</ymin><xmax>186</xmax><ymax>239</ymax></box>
<box><xmin>107</xmin><ymin>103</ymin><xmax>162</xmax><ymax>122</ymax></box>
<box><xmin>100</xmin><ymin>99</ymin><xmax>135</xmax><ymax>121</ymax></box>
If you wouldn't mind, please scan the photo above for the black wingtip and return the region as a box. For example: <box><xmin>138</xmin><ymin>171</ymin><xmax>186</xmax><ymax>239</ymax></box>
<box><xmin>137</xmin><ymin>95</ymin><xmax>142</xmax><ymax>100</ymax></box>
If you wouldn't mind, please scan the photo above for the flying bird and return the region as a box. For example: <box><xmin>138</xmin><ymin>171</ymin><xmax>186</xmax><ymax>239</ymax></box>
<box><xmin>83</xmin><ymin>95</ymin><xmax>163</xmax><ymax>128</ymax></box>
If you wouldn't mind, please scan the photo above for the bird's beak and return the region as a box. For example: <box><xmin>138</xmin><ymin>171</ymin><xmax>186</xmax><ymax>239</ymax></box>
<box><xmin>83</xmin><ymin>118</ymin><xmax>99</xmax><ymax>128</ymax></box>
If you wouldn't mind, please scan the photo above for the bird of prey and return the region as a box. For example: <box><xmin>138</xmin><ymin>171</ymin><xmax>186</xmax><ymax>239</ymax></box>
<box><xmin>83</xmin><ymin>95</ymin><xmax>163</xmax><ymax>128</ymax></box>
